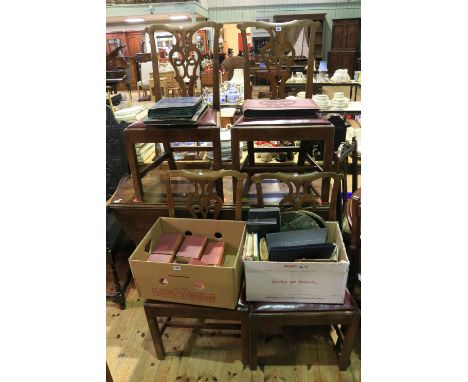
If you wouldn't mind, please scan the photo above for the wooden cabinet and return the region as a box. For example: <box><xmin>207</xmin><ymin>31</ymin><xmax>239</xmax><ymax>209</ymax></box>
<box><xmin>328</xmin><ymin>18</ymin><xmax>360</xmax><ymax>77</ymax></box>
<box><xmin>331</xmin><ymin>18</ymin><xmax>360</xmax><ymax>51</ymax></box>
<box><xmin>125</xmin><ymin>31</ymin><xmax>143</xmax><ymax>57</ymax></box>
<box><xmin>106</xmin><ymin>31</ymin><xmax>143</xmax><ymax>57</ymax></box>
<box><xmin>328</xmin><ymin>51</ymin><xmax>358</xmax><ymax>76</ymax></box>
<box><xmin>273</xmin><ymin>13</ymin><xmax>326</xmax><ymax>61</ymax></box>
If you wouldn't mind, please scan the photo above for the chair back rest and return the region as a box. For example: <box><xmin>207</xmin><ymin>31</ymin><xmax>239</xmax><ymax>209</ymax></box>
<box><xmin>334</xmin><ymin>136</ymin><xmax>358</xmax><ymax>218</ymax></box>
<box><xmin>145</xmin><ymin>21</ymin><xmax>222</xmax><ymax>110</ymax></box>
<box><xmin>140</xmin><ymin>61</ymin><xmax>153</xmax><ymax>82</ymax></box>
<box><xmin>237</xmin><ymin>19</ymin><xmax>320</xmax><ymax>99</ymax></box>
<box><xmin>163</xmin><ymin>169</ymin><xmax>247</xmax><ymax>220</ymax></box>
<box><xmin>251</xmin><ymin>171</ymin><xmax>343</xmax><ymax>221</ymax></box>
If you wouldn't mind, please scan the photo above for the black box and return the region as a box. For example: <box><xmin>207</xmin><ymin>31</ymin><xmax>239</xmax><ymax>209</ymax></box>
<box><xmin>248</xmin><ymin>207</ymin><xmax>281</xmax><ymax>230</ymax></box>
<box><xmin>246</xmin><ymin>218</ymin><xmax>278</xmax><ymax>238</ymax></box>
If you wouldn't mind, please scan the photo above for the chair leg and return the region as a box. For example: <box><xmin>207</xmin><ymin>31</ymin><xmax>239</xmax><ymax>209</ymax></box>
<box><xmin>241</xmin><ymin>312</ymin><xmax>249</xmax><ymax>367</ymax></box>
<box><xmin>144</xmin><ymin>304</ymin><xmax>166</xmax><ymax>360</ymax></box>
<box><xmin>338</xmin><ymin>314</ymin><xmax>360</xmax><ymax>371</ymax></box>
<box><xmin>162</xmin><ymin>143</ymin><xmax>177</xmax><ymax>170</ymax></box>
<box><xmin>106</xmin><ymin>245</ymin><xmax>126</xmax><ymax>310</ymax></box>
<box><xmin>249</xmin><ymin>315</ymin><xmax>258</xmax><ymax>370</ymax></box>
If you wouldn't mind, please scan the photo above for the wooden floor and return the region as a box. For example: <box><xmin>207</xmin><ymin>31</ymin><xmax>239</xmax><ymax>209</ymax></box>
<box><xmin>107</xmin><ymin>252</ymin><xmax>361</xmax><ymax>382</ymax></box>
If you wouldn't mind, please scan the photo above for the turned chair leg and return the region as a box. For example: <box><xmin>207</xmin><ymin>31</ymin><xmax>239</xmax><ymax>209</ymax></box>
<box><xmin>143</xmin><ymin>304</ymin><xmax>166</xmax><ymax>360</ymax></box>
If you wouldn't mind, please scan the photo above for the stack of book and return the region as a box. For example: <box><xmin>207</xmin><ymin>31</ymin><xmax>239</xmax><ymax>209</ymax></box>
<box><xmin>135</xmin><ymin>143</ymin><xmax>156</xmax><ymax>163</ymax></box>
<box><xmin>146</xmin><ymin>232</ymin><xmax>226</xmax><ymax>266</ymax></box>
<box><xmin>144</xmin><ymin>96</ymin><xmax>207</xmax><ymax>126</ymax></box>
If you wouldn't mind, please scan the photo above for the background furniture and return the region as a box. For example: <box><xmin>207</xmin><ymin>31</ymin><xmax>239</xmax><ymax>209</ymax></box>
<box><xmin>149</xmin><ymin>71</ymin><xmax>175</xmax><ymax>101</ymax></box>
<box><xmin>106</xmin><ymin>46</ymin><xmax>133</xmax><ymax>103</ymax></box>
<box><xmin>327</xmin><ymin>18</ymin><xmax>361</xmax><ymax>78</ymax></box>
<box><xmin>164</xmin><ymin>169</ymin><xmax>247</xmax><ymax>221</ymax></box>
<box><xmin>137</xmin><ymin>61</ymin><xmax>152</xmax><ymax>100</ymax></box>
<box><xmin>106</xmin><ymin>207</ymin><xmax>132</xmax><ymax>310</ymax></box>
<box><xmin>201</xmin><ymin>70</ymin><xmax>229</xmax><ymax>87</ymax></box>
<box><xmin>249</xmin><ymin>289</ymin><xmax>360</xmax><ymax>370</ymax></box>
<box><xmin>106</xmin><ymin>105</ymin><xmax>132</xmax><ymax>309</ymax></box>
<box><xmin>273</xmin><ymin>13</ymin><xmax>326</xmax><ymax>64</ymax></box>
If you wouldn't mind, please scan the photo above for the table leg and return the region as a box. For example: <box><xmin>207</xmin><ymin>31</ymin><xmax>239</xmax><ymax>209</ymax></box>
<box><xmin>247</xmin><ymin>141</ymin><xmax>255</xmax><ymax>168</ymax></box>
<box><xmin>338</xmin><ymin>314</ymin><xmax>360</xmax><ymax>371</ymax></box>
<box><xmin>231</xmin><ymin>128</ymin><xmax>241</xmax><ymax>204</ymax></box>
<box><xmin>124</xmin><ymin>133</ymin><xmax>144</xmax><ymax>201</ymax></box>
<box><xmin>297</xmin><ymin>140</ymin><xmax>308</xmax><ymax>166</ymax></box>
<box><xmin>162</xmin><ymin>143</ymin><xmax>177</xmax><ymax>170</ymax></box>
<box><xmin>212</xmin><ymin>132</ymin><xmax>224</xmax><ymax>199</ymax></box>
<box><xmin>143</xmin><ymin>304</ymin><xmax>166</xmax><ymax>360</ymax></box>
<box><xmin>241</xmin><ymin>312</ymin><xmax>249</xmax><ymax>366</ymax></box>
<box><xmin>249</xmin><ymin>315</ymin><xmax>258</xmax><ymax>370</ymax></box>
<box><xmin>321</xmin><ymin>127</ymin><xmax>334</xmax><ymax>204</ymax></box>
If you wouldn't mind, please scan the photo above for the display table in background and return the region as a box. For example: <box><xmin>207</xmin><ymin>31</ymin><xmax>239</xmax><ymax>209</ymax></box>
<box><xmin>285</xmin><ymin>81</ymin><xmax>361</xmax><ymax>101</ymax></box>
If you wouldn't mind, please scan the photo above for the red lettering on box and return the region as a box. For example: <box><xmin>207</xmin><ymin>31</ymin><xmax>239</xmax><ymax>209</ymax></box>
<box><xmin>151</xmin><ymin>288</ymin><xmax>216</xmax><ymax>302</ymax></box>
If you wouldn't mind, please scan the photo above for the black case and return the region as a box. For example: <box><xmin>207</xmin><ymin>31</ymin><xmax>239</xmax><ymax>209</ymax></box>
<box><xmin>268</xmin><ymin>242</ymin><xmax>337</xmax><ymax>262</ymax></box>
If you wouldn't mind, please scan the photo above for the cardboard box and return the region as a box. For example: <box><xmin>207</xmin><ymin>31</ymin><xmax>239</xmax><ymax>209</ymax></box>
<box><xmin>244</xmin><ymin>222</ymin><xmax>349</xmax><ymax>304</ymax></box>
<box><xmin>129</xmin><ymin>217</ymin><xmax>246</xmax><ymax>309</ymax></box>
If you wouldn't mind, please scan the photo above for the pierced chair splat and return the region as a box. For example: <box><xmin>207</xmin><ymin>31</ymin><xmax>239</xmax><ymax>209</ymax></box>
<box><xmin>251</xmin><ymin>171</ymin><xmax>343</xmax><ymax>221</ymax></box>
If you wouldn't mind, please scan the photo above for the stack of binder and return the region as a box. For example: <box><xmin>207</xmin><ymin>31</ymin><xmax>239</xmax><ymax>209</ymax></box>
<box><xmin>144</xmin><ymin>96</ymin><xmax>207</xmax><ymax>126</ymax></box>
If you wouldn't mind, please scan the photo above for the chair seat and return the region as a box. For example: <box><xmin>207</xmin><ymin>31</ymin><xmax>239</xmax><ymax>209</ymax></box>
<box><xmin>250</xmin><ymin>289</ymin><xmax>358</xmax><ymax>313</ymax></box>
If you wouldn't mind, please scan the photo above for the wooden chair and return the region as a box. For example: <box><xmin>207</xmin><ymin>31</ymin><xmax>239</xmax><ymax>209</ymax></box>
<box><xmin>144</xmin><ymin>292</ymin><xmax>250</xmax><ymax>366</ymax></box>
<box><xmin>251</xmin><ymin>171</ymin><xmax>343</xmax><ymax>221</ymax></box>
<box><xmin>124</xmin><ymin>22</ymin><xmax>224</xmax><ymax>202</ymax></box>
<box><xmin>163</xmin><ymin>169</ymin><xmax>247</xmax><ymax>221</ymax></box>
<box><xmin>346</xmin><ymin>189</ymin><xmax>361</xmax><ymax>300</ymax></box>
<box><xmin>249</xmin><ymin>289</ymin><xmax>360</xmax><ymax>370</ymax></box>
<box><xmin>147</xmin><ymin>22</ymin><xmax>221</xmax><ymax>106</ymax></box>
<box><xmin>334</xmin><ymin>136</ymin><xmax>358</xmax><ymax>229</ymax></box>
<box><xmin>234</xmin><ymin>20</ymin><xmax>328</xmax><ymax>194</ymax></box>
<box><xmin>143</xmin><ymin>169</ymin><xmax>249</xmax><ymax>366</ymax></box>
<box><xmin>237</xmin><ymin>19</ymin><xmax>320</xmax><ymax>100</ymax></box>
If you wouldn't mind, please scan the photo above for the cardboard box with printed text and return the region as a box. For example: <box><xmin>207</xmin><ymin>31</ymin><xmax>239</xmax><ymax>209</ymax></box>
<box><xmin>129</xmin><ymin>217</ymin><xmax>246</xmax><ymax>309</ymax></box>
<box><xmin>244</xmin><ymin>222</ymin><xmax>349</xmax><ymax>304</ymax></box>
